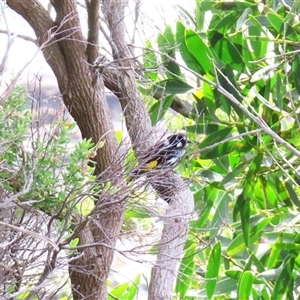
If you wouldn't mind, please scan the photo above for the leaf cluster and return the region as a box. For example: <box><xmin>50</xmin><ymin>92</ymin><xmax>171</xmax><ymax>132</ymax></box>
<box><xmin>140</xmin><ymin>0</ymin><xmax>300</xmax><ymax>298</ymax></box>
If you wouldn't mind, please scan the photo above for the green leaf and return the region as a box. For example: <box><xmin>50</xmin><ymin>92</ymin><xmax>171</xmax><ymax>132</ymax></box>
<box><xmin>211</xmin><ymin>34</ymin><xmax>245</xmax><ymax>73</ymax></box>
<box><xmin>285</xmin><ymin>181</ymin><xmax>300</xmax><ymax>206</ymax></box>
<box><xmin>227</xmin><ymin>230</ymin><xmax>264</xmax><ymax>256</ymax></box>
<box><xmin>176</xmin><ymin>246</ymin><xmax>196</xmax><ymax>299</ymax></box>
<box><xmin>157</xmin><ymin>26</ymin><xmax>182</xmax><ymax>78</ymax></box>
<box><xmin>292</xmin><ymin>54</ymin><xmax>300</xmax><ymax>95</ymax></box>
<box><xmin>210</xmin><ymin>193</ymin><xmax>232</xmax><ymax>238</ymax></box>
<box><xmin>185</xmin><ymin>29</ymin><xmax>214</xmax><ymax>75</ymax></box>
<box><xmin>186</xmin><ymin>123</ymin><xmax>229</xmax><ymax>135</ymax></box>
<box><xmin>143</xmin><ymin>40</ymin><xmax>158</xmax><ymax>81</ymax></box>
<box><xmin>203</xmin><ymin>77</ymin><xmax>217</xmax><ymax>116</ymax></box>
<box><xmin>267</xmin><ymin>12</ymin><xmax>298</xmax><ymax>40</ymax></box>
<box><xmin>236</xmin><ymin>193</ymin><xmax>250</xmax><ymax>246</ymax></box>
<box><xmin>209</xmin><ymin>11</ymin><xmax>241</xmax><ymax>35</ymax></box>
<box><xmin>217</xmin><ymin>64</ymin><xmax>244</xmax><ymax>117</ymax></box>
<box><xmin>176</xmin><ymin>21</ymin><xmax>203</xmax><ymax>74</ymax></box>
<box><xmin>149</xmin><ymin>94</ymin><xmax>174</xmax><ymax>126</ymax></box>
<box><xmin>196</xmin><ymin>186</ymin><xmax>218</xmax><ymax>228</ymax></box>
<box><xmin>272</xmin><ymin>243</ymin><xmax>300</xmax><ymax>250</ymax></box>
<box><xmin>226</xmin><ymin>270</ymin><xmax>242</xmax><ymax>280</ymax></box>
<box><xmin>151</xmin><ymin>79</ymin><xmax>193</xmax><ymax>95</ymax></box>
<box><xmin>198</xmin><ymin>127</ymin><xmax>233</xmax><ymax>149</ymax></box>
<box><xmin>214</xmin><ymin>277</ymin><xmax>241</xmax><ymax>294</ymax></box>
<box><xmin>109</xmin><ymin>282</ymin><xmax>129</xmax><ymax>297</ymax></box>
<box><xmin>247</xmin><ymin>26</ymin><xmax>268</xmax><ymax>60</ymax></box>
<box><xmin>266</xmin><ymin>12</ymin><xmax>284</xmax><ymax>33</ymax></box>
<box><xmin>238</xmin><ymin>271</ymin><xmax>254</xmax><ymax>300</ymax></box>
<box><xmin>272</xmin><ymin>256</ymin><xmax>295</xmax><ymax>299</ymax></box>
<box><xmin>275</xmin><ymin>73</ymin><xmax>283</xmax><ymax>110</ymax></box>
<box><xmin>206</xmin><ymin>242</ymin><xmax>221</xmax><ymax>299</ymax></box>
<box><xmin>245</xmin><ymin>250</ymin><xmax>266</xmax><ymax>273</ymax></box>
<box><xmin>200</xmin><ymin>140</ymin><xmax>253</xmax><ymax>159</ymax></box>
<box><xmin>267</xmin><ymin>233</ymin><xmax>283</xmax><ymax>269</ymax></box>
<box><xmin>125</xmin><ymin>207</ymin><xmax>152</xmax><ymax>218</ymax></box>
<box><xmin>221</xmin><ymin>161</ymin><xmax>249</xmax><ymax>186</ymax></box>
<box><xmin>127</xmin><ymin>273</ymin><xmax>140</xmax><ymax>300</ymax></box>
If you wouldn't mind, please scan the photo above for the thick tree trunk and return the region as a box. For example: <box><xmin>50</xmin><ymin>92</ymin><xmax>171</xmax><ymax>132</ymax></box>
<box><xmin>7</xmin><ymin>1</ymin><xmax>125</xmax><ymax>299</ymax></box>
<box><xmin>102</xmin><ymin>2</ymin><xmax>195</xmax><ymax>299</ymax></box>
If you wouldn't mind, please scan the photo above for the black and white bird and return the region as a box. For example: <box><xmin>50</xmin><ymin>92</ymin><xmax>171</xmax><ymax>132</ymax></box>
<box><xmin>131</xmin><ymin>133</ymin><xmax>189</xmax><ymax>178</ymax></box>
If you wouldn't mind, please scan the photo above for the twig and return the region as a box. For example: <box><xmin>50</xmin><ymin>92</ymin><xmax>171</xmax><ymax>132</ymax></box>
<box><xmin>0</xmin><ymin>29</ymin><xmax>37</xmax><ymax>44</ymax></box>
<box><xmin>0</xmin><ymin>220</ymin><xmax>59</xmax><ymax>251</ymax></box>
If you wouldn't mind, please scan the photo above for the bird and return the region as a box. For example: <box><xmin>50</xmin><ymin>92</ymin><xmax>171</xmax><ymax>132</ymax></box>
<box><xmin>130</xmin><ymin>132</ymin><xmax>189</xmax><ymax>179</ymax></box>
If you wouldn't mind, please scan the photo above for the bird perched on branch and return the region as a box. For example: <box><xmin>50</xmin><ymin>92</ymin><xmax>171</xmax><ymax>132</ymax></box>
<box><xmin>130</xmin><ymin>132</ymin><xmax>189</xmax><ymax>179</ymax></box>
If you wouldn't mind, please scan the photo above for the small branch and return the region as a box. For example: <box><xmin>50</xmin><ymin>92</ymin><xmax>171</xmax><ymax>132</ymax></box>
<box><xmin>199</xmin><ymin>129</ymin><xmax>261</xmax><ymax>153</ymax></box>
<box><xmin>0</xmin><ymin>29</ymin><xmax>37</xmax><ymax>44</ymax></box>
<box><xmin>0</xmin><ymin>220</ymin><xmax>59</xmax><ymax>251</ymax></box>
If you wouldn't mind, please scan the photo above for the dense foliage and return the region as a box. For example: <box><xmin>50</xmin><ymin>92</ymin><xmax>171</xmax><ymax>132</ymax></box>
<box><xmin>142</xmin><ymin>0</ymin><xmax>300</xmax><ymax>299</ymax></box>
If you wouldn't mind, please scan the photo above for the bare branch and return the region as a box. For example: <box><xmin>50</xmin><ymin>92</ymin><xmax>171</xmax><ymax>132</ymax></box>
<box><xmin>0</xmin><ymin>220</ymin><xmax>59</xmax><ymax>251</ymax></box>
<box><xmin>0</xmin><ymin>29</ymin><xmax>37</xmax><ymax>44</ymax></box>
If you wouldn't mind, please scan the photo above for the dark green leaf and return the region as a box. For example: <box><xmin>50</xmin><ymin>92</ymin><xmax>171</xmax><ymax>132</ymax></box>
<box><xmin>198</xmin><ymin>127</ymin><xmax>233</xmax><ymax>149</ymax></box>
<box><xmin>209</xmin><ymin>11</ymin><xmax>241</xmax><ymax>35</ymax></box>
<box><xmin>206</xmin><ymin>242</ymin><xmax>221</xmax><ymax>299</ymax></box>
<box><xmin>236</xmin><ymin>193</ymin><xmax>250</xmax><ymax>246</ymax></box>
<box><xmin>151</xmin><ymin>79</ymin><xmax>193</xmax><ymax>95</ymax></box>
<box><xmin>272</xmin><ymin>256</ymin><xmax>295</xmax><ymax>299</ymax></box>
<box><xmin>175</xmin><ymin>246</ymin><xmax>196</xmax><ymax>298</ymax></box>
<box><xmin>176</xmin><ymin>21</ymin><xmax>203</xmax><ymax>74</ymax></box>
<box><xmin>217</xmin><ymin>64</ymin><xmax>244</xmax><ymax>117</ymax></box>
<box><xmin>267</xmin><ymin>12</ymin><xmax>283</xmax><ymax>34</ymax></box>
<box><xmin>292</xmin><ymin>54</ymin><xmax>300</xmax><ymax>95</ymax></box>
<box><xmin>285</xmin><ymin>181</ymin><xmax>300</xmax><ymax>206</ymax></box>
<box><xmin>221</xmin><ymin>161</ymin><xmax>249</xmax><ymax>186</ymax></box>
<box><xmin>149</xmin><ymin>95</ymin><xmax>174</xmax><ymax>126</ymax></box>
<box><xmin>275</xmin><ymin>73</ymin><xmax>283</xmax><ymax>110</ymax></box>
<box><xmin>212</xmin><ymin>34</ymin><xmax>245</xmax><ymax>73</ymax></box>
<box><xmin>157</xmin><ymin>26</ymin><xmax>182</xmax><ymax>78</ymax></box>
<box><xmin>185</xmin><ymin>29</ymin><xmax>214</xmax><ymax>75</ymax></box>
<box><xmin>227</xmin><ymin>230</ymin><xmax>264</xmax><ymax>256</ymax></box>
<box><xmin>213</xmin><ymin>1</ymin><xmax>255</xmax><ymax>10</ymax></box>
<box><xmin>143</xmin><ymin>40</ymin><xmax>158</xmax><ymax>81</ymax></box>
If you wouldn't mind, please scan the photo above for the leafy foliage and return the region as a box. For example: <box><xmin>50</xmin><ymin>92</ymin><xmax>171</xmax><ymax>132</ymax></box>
<box><xmin>142</xmin><ymin>0</ymin><xmax>300</xmax><ymax>298</ymax></box>
<box><xmin>0</xmin><ymin>88</ymin><xmax>99</xmax><ymax>214</ymax></box>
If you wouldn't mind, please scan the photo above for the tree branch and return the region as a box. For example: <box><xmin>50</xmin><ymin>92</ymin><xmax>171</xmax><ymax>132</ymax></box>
<box><xmin>86</xmin><ymin>0</ymin><xmax>100</xmax><ymax>64</ymax></box>
<box><xmin>102</xmin><ymin>2</ymin><xmax>194</xmax><ymax>299</ymax></box>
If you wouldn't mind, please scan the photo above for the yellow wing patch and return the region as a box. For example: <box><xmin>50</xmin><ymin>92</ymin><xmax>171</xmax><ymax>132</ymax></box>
<box><xmin>143</xmin><ymin>160</ymin><xmax>158</xmax><ymax>170</ymax></box>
